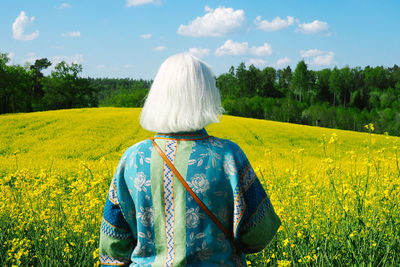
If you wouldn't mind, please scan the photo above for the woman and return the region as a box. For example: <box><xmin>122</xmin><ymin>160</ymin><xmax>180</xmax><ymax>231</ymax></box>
<box><xmin>99</xmin><ymin>53</ymin><xmax>280</xmax><ymax>266</ymax></box>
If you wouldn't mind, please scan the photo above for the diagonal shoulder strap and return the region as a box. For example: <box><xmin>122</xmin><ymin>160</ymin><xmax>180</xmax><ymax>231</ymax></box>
<box><xmin>151</xmin><ymin>138</ymin><xmax>233</xmax><ymax>242</ymax></box>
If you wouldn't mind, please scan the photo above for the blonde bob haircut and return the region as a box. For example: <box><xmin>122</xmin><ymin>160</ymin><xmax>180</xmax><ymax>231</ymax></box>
<box><xmin>140</xmin><ymin>53</ymin><xmax>223</xmax><ymax>133</ymax></box>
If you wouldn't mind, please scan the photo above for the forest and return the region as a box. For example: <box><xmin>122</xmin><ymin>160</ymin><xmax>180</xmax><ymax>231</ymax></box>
<box><xmin>217</xmin><ymin>61</ymin><xmax>400</xmax><ymax>135</ymax></box>
<box><xmin>1</xmin><ymin>52</ymin><xmax>400</xmax><ymax>135</ymax></box>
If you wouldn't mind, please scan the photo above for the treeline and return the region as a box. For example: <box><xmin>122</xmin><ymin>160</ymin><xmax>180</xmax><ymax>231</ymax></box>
<box><xmin>0</xmin><ymin>52</ymin><xmax>151</xmax><ymax>113</ymax></box>
<box><xmin>88</xmin><ymin>78</ymin><xmax>150</xmax><ymax>107</ymax></box>
<box><xmin>1</xmin><ymin>51</ymin><xmax>400</xmax><ymax>135</ymax></box>
<box><xmin>0</xmin><ymin>53</ymin><xmax>97</xmax><ymax>113</ymax></box>
<box><xmin>217</xmin><ymin>62</ymin><xmax>400</xmax><ymax>135</ymax></box>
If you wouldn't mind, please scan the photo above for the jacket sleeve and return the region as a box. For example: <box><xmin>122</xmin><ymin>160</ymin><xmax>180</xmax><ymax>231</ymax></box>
<box><xmin>99</xmin><ymin>156</ymin><xmax>136</xmax><ymax>266</ymax></box>
<box><xmin>231</xmin><ymin>147</ymin><xmax>281</xmax><ymax>254</ymax></box>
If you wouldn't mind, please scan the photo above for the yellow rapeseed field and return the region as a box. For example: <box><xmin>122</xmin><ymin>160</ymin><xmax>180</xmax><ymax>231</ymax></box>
<box><xmin>0</xmin><ymin>107</ymin><xmax>399</xmax><ymax>266</ymax></box>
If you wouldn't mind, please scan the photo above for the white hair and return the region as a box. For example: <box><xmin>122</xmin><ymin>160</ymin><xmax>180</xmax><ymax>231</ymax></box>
<box><xmin>140</xmin><ymin>53</ymin><xmax>223</xmax><ymax>133</ymax></box>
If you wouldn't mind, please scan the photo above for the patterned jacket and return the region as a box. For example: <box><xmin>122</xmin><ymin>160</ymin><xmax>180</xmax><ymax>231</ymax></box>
<box><xmin>99</xmin><ymin>129</ymin><xmax>281</xmax><ymax>266</ymax></box>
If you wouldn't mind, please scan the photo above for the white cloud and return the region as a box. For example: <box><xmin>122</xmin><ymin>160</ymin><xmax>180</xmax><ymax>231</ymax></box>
<box><xmin>215</xmin><ymin>40</ymin><xmax>248</xmax><ymax>56</ymax></box>
<box><xmin>246</xmin><ymin>58</ymin><xmax>267</xmax><ymax>68</ymax></box>
<box><xmin>250</xmin><ymin>43</ymin><xmax>272</xmax><ymax>56</ymax></box>
<box><xmin>59</xmin><ymin>3</ymin><xmax>72</xmax><ymax>9</ymax></box>
<box><xmin>24</xmin><ymin>53</ymin><xmax>85</xmax><ymax>66</ymax></box>
<box><xmin>7</xmin><ymin>52</ymin><xmax>15</xmax><ymax>63</ymax></box>
<box><xmin>124</xmin><ymin>64</ymin><xmax>134</xmax><ymax>68</ymax></box>
<box><xmin>126</xmin><ymin>0</ymin><xmax>159</xmax><ymax>7</ymax></box>
<box><xmin>300</xmin><ymin>49</ymin><xmax>323</xmax><ymax>58</ymax></box>
<box><xmin>177</xmin><ymin>6</ymin><xmax>245</xmax><ymax>37</ymax></box>
<box><xmin>153</xmin><ymin>46</ymin><xmax>167</xmax><ymax>51</ymax></box>
<box><xmin>188</xmin><ymin>48</ymin><xmax>210</xmax><ymax>58</ymax></box>
<box><xmin>23</xmin><ymin>52</ymin><xmax>39</xmax><ymax>64</ymax></box>
<box><xmin>12</xmin><ymin>11</ymin><xmax>39</xmax><ymax>41</ymax></box>
<box><xmin>52</xmin><ymin>54</ymin><xmax>84</xmax><ymax>65</ymax></box>
<box><xmin>96</xmin><ymin>65</ymin><xmax>105</xmax><ymax>69</ymax></box>
<box><xmin>254</xmin><ymin>16</ymin><xmax>294</xmax><ymax>31</ymax></box>
<box><xmin>62</xmin><ymin>31</ymin><xmax>81</xmax><ymax>37</ymax></box>
<box><xmin>215</xmin><ymin>40</ymin><xmax>272</xmax><ymax>57</ymax></box>
<box><xmin>312</xmin><ymin>52</ymin><xmax>335</xmax><ymax>66</ymax></box>
<box><xmin>300</xmin><ymin>49</ymin><xmax>336</xmax><ymax>66</ymax></box>
<box><xmin>140</xmin><ymin>33</ymin><xmax>152</xmax><ymax>39</ymax></box>
<box><xmin>297</xmin><ymin>20</ymin><xmax>331</xmax><ymax>35</ymax></box>
<box><xmin>276</xmin><ymin>57</ymin><xmax>291</xmax><ymax>68</ymax></box>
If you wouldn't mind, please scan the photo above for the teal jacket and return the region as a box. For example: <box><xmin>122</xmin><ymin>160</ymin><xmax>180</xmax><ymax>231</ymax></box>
<box><xmin>99</xmin><ymin>129</ymin><xmax>280</xmax><ymax>266</ymax></box>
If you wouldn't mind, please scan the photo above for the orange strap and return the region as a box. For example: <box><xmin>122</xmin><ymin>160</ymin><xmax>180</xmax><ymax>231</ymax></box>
<box><xmin>151</xmin><ymin>138</ymin><xmax>233</xmax><ymax>242</ymax></box>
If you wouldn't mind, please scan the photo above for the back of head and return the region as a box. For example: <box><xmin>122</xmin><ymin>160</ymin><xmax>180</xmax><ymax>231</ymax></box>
<box><xmin>140</xmin><ymin>53</ymin><xmax>223</xmax><ymax>133</ymax></box>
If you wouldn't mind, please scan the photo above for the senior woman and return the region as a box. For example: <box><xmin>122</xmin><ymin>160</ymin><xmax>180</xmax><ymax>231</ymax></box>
<box><xmin>99</xmin><ymin>53</ymin><xmax>281</xmax><ymax>266</ymax></box>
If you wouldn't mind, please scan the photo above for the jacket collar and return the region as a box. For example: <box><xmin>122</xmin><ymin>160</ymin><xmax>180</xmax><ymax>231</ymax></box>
<box><xmin>154</xmin><ymin>128</ymin><xmax>210</xmax><ymax>140</ymax></box>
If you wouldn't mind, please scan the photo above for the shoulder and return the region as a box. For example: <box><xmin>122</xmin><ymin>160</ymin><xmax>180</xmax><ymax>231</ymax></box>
<box><xmin>114</xmin><ymin>139</ymin><xmax>153</xmax><ymax>175</ymax></box>
<box><xmin>202</xmin><ymin>136</ymin><xmax>247</xmax><ymax>161</ymax></box>
<box><xmin>212</xmin><ymin>136</ymin><xmax>244</xmax><ymax>153</ymax></box>
<box><xmin>204</xmin><ymin>137</ymin><xmax>251</xmax><ymax>180</ymax></box>
<box><xmin>120</xmin><ymin>139</ymin><xmax>153</xmax><ymax>161</ymax></box>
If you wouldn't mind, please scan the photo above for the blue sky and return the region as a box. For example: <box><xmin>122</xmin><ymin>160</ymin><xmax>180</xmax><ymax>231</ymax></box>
<box><xmin>1</xmin><ymin>0</ymin><xmax>399</xmax><ymax>79</ymax></box>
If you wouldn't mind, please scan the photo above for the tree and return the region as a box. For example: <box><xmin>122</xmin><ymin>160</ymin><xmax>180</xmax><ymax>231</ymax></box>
<box><xmin>315</xmin><ymin>68</ymin><xmax>332</xmax><ymax>103</ymax></box>
<box><xmin>235</xmin><ymin>62</ymin><xmax>246</xmax><ymax>97</ymax></box>
<box><xmin>329</xmin><ymin>67</ymin><xmax>343</xmax><ymax>106</ymax></box>
<box><xmin>364</xmin><ymin>66</ymin><xmax>389</xmax><ymax>91</ymax></box>
<box><xmin>278</xmin><ymin>66</ymin><xmax>292</xmax><ymax>95</ymax></box>
<box><xmin>0</xmin><ymin>53</ymin><xmax>33</xmax><ymax>113</ymax></box>
<box><xmin>260</xmin><ymin>67</ymin><xmax>280</xmax><ymax>97</ymax></box>
<box><xmin>291</xmin><ymin>60</ymin><xmax>310</xmax><ymax>103</ymax></box>
<box><xmin>246</xmin><ymin>64</ymin><xmax>262</xmax><ymax>97</ymax></box>
<box><xmin>340</xmin><ymin>66</ymin><xmax>353</xmax><ymax>107</ymax></box>
<box><xmin>217</xmin><ymin>72</ymin><xmax>238</xmax><ymax>98</ymax></box>
<box><xmin>30</xmin><ymin>58</ymin><xmax>51</xmax><ymax>111</ymax></box>
<box><xmin>349</xmin><ymin>67</ymin><xmax>366</xmax><ymax>109</ymax></box>
<box><xmin>0</xmin><ymin>53</ymin><xmax>9</xmax><ymax>113</ymax></box>
<box><xmin>41</xmin><ymin>61</ymin><xmax>97</xmax><ymax>110</ymax></box>
<box><xmin>389</xmin><ymin>64</ymin><xmax>400</xmax><ymax>88</ymax></box>
<box><xmin>307</xmin><ymin>71</ymin><xmax>318</xmax><ymax>105</ymax></box>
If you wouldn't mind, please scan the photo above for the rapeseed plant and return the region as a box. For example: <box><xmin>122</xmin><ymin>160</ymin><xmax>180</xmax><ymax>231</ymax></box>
<box><xmin>0</xmin><ymin>109</ymin><xmax>399</xmax><ymax>266</ymax></box>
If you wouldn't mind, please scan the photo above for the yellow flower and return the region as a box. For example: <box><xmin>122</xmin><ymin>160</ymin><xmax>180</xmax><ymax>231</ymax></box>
<box><xmin>349</xmin><ymin>230</ymin><xmax>357</xmax><ymax>238</ymax></box>
<box><xmin>2</xmin><ymin>107</ymin><xmax>400</xmax><ymax>266</ymax></box>
<box><xmin>283</xmin><ymin>238</ymin><xmax>290</xmax><ymax>247</ymax></box>
<box><xmin>364</xmin><ymin>123</ymin><xmax>375</xmax><ymax>131</ymax></box>
<box><xmin>93</xmin><ymin>248</ymin><xmax>99</xmax><ymax>259</ymax></box>
<box><xmin>277</xmin><ymin>260</ymin><xmax>291</xmax><ymax>267</ymax></box>
<box><xmin>297</xmin><ymin>232</ymin><xmax>303</xmax><ymax>238</ymax></box>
